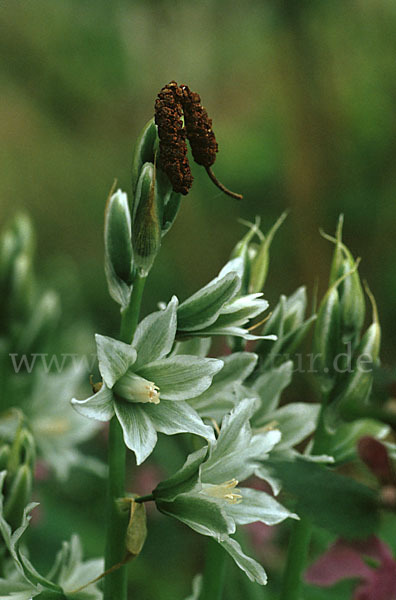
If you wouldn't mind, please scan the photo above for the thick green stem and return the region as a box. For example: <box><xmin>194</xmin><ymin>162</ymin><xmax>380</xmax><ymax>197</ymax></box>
<box><xmin>103</xmin><ymin>418</ymin><xmax>128</xmax><ymax>600</ymax></box>
<box><xmin>279</xmin><ymin>403</ymin><xmax>327</xmax><ymax>600</ymax></box>
<box><xmin>120</xmin><ymin>273</ymin><xmax>147</xmax><ymax>344</ymax></box>
<box><xmin>200</xmin><ymin>538</ymin><xmax>227</xmax><ymax>600</ymax></box>
<box><xmin>279</xmin><ymin>517</ymin><xmax>312</xmax><ymax>600</ymax></box>
<box><xmin>103</xmin><ymin>274</ymin><xmax>146</xmax><ymax>600</ymax></box>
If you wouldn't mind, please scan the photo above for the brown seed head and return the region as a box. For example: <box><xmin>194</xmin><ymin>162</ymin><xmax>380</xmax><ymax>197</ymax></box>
<box><xmin>180</xmin><ymin>84</ymin><xmax>218</xmax><ymax>167</ymax></box>
<box><xmin>154</xmin><ymin>81</ymin><xmax>193</xmax><ymax>195</ymax></box>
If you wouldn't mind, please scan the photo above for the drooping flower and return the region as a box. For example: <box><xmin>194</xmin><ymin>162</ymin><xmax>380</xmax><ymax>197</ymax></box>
<box><xmin>153</xmin><ymin>398</ymin><xmax>297</xmax><ymax>585</ymax></box>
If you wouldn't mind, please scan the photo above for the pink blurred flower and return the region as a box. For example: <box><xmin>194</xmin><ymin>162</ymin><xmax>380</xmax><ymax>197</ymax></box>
<box><xmin>305</xmin><ymin>536</ymin><xmax>396</xmax><ymax>600</ymax></box>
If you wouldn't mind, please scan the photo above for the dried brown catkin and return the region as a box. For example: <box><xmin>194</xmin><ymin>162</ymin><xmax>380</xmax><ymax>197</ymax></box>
<box><xmin>180</xmin><ymin>85</ymin><xmax>218</xmax><ymax>167</ymax></box>
<box><xmin>154</xmin><ymin>81</ymin><xmax>193</xmax><ymax>195</ymax></box>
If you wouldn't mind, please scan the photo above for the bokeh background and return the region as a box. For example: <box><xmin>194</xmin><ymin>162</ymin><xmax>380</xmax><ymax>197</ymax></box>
<box><xmin>1</xmin><ymin>1</ymin><xmax>396</xmax><ymax>598</ymax></box>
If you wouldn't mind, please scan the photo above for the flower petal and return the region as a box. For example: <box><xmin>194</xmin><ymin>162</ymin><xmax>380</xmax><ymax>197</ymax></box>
<box><xmin>226</xmin><ymin>487</ymin><xmax>297</xmax><ymax>526</ymax></box>
<box><xmin>219</xmin><ymin>536</ymin><xmax>267</xmax><ymax>585</ymax></box>
<box><xmin>143</xmin><ymin>400</ymin><xmax>215</xmax><ymax>441</ymax></box>
<box><xmin>137</xmin><ymin>356</ymin><xmax>224</xmax><ymax>400</ymax></box>
<box><xmin>71</xmin><ymin>385</ymin><xmax>114</xmax><ymax>422</ymax></box>
<box><xmin>114</xmin><ymin>400</ymin><xmax>157</xmax><ymax>465</ymax></box>
<box><xmin>95</xmin><ymin>334</ymin><xmax>137</xmax><ymax>388</ymax></box>
<box><xmin>132</xmin><ymin>296</ymin><xmax>178</xmax><ymax>369</ymax></box>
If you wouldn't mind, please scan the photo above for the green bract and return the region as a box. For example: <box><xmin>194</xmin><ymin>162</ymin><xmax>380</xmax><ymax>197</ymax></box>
<box><xmin>153</xmin><ymin>398</ymin><xmax>295</xmax><ymax>585</ymax></box>
<box><xmin>177</xmin><ymin>258</ymin><xmax>276</xmax><ymax>341</ymax></box>
<box><xmin>72</xmin><ymin>297</ymin><xmax>221</xmax><ymax>464</ymax></box>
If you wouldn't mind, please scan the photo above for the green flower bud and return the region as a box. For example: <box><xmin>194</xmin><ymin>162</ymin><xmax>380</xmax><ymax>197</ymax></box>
<box><xmin>105</xmin><ymin>189</ymin><xmax>133</xmax><ymax>285</ymax></box>
<box><xmin>257</xmin><ymin>287</ymin><xmax>315</xmax><ymax>368</ymax></box>
<box><xmin>4</xmin><ymin>464</ymin><xmax>33</xmax><ymax>529</ymax></box>
<box><xmin>325</xmin><ymin>217</ymin><xmax>365</xmax><ymax>348</ymax></box>
<box><xmin>18</xmin><ymin>290</ymin><xmax>61</xmax><ymax>353</ymax></box>
<box><xmin>132</xmin><ymin>163</ymin><xmax>161</xmax><ymax>276</ymax></box>
<box><xmin>249</xmin><ymin>211</ymin><xmax>287</xmax><ymax>293</ymax></box>
<box><xmin>336</xmin><ymin>291</ymin><xmax>381</xmax><ymax>421</ymax></box>
<box><xmin>9</xmin><ymin>253</ymin><xmax>34</xmax><ymax>318</ymax></box>
<box><xmin>114</xmin><ymin>371</ymin><xmax>160</xmax><ymax>404</ymax></box>
<box><xmin>0</xmin><ymin>444</ymin><xmax>11</xmax><ymax>471</ymax></box>
<box><xmin>312</xmin><ymin>286</ymin><xmax>341</xmax><ymax>394</ymax></box>
<box><xmin>131</xmin><ymin>118</ymin><xmax>158</xmax><ymax>195</ymax></box>
<box><xmin>230</xmin><ymin>218</ymin><xmax>261</xmax><ymax>295</ymax></box>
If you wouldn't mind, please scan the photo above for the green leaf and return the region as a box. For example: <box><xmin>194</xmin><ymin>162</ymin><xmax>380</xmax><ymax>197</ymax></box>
<box><xmin>177</xmin><ymin>272</ymin><xmax>240</xmax><ymax>331</ymax></box>
<box><xmin>251</xmin><ymin>361</ymin><xmax>293</xmax><ymax>420</ymax></box>
<box><xmin>143</xmin><ymin>400</ymin><xmax>215</xmax><ymax>441</ymax></box>
<box><xmin>71</xmin><ymin>384</ymin><xmax>115</xmax><ymax>422</ymax></box>
<box><xmin>261</xmin><ymin>403</ymin><xmax>321</xmax><ymax>450</ymax></box>
<box><xmin>265</xmin><ymin>457</ymin><xmax>379</xmax><ymax>538</ymax></box>
<box><xmin>132</xmin><ymin>296</ymin><xmax>178</xmax><ymax>369</ymax></box>
<box><xmin>157</xmin><ymin>492</ymin><xmax>235</xmax><ymax>538</ymax></box>
<box><xmin>114</xmin><ymin>400</ymin><xmax>157</xmax><ymax>465</ymax></box>
<box><xmin>226</xmin><ymin>487</ymin><xmax>297</xmax><ymax>526</ymax></box>
<box><xmin>190</xmin><ymin>353</ymin><xmax>258</xmax><ymax>418</ymax></box>
<box><xmin>219</xmin><ymin>537</ymin><xmax>267</xmax><ymax>585</ymax></box>
<box><xmin>137</xmin><ymin>356</ymin><xmax>224</xmax><ymax>400</ymax></box>
<box><xmin>154</xmin><ymin>446</ymin><xmax>208</xmax><ymax>502</ymax></box>
<box><xmin>95</xmin><ymin>334</ymin><xmax>137</xmax><ymax>388</ymax></box>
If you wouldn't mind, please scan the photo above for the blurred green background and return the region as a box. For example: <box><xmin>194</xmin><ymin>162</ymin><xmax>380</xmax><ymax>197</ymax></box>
<box><xmin>1</xmin><ymin>1</ymin><xmax>396</xmax><ymax>597</ymax></box>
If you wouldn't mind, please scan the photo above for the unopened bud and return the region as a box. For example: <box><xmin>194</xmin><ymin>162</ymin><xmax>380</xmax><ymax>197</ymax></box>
<box><xmin>132</xmin><ymin>163</ymin><xmax>161</xmax><ymax>276</ymax></box>
<box><xmin>105</xmin><ymin>189</ymin><xmax>133</xmax><ymax>285</ymax></box>
<box><xmin>3</xmin><ymin>464</ymin><xmax>33</xmax><ymax>529</ymax></box>
<box><xmin>131</xmin><ymin>118</ymin><xmax>158</xmax><ymax>195</ymax></box>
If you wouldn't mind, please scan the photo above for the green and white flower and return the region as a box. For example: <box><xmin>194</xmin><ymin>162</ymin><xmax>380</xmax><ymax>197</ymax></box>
<box><xmin>0</xmin><ymin>471</ymin><xmax>103</xmax><ymax>599</ymax></box>
<box><xmin>72</xmin><ymin>297</ymin><xmax>221</xmax><ymax>464</ymax></box>
<box><xmin>176</xmin><ymin>258</ymin><xmax>277</xmax><ymax>341</ymax></box>
<box><xmin>154</xmin><ymin>398</ymin><xmax>296</xmax><ymax>585</ymax></box>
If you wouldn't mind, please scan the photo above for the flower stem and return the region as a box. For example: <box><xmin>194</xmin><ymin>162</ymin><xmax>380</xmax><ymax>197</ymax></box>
<box><xmin>120</xmin><ymin>273</ymin><xmax>147</xmax><ymax>344</ymax></box>
<box><xmin>104</xmin><ymin>274</ymin><xmax>146</xmax><ymax>600</ymax></box>
<box><xmin>279</xmin><ymin>516</ymin><xmax>312</xmax><ymax>600</ymax></box>
<box><xmin>279</xmin><ymin>403</ymin><xmax>327</xmax><ymax>600</ymax></box>
<box><xmin>200</xmin><ymin>538</ymin><xmax>227</xmax><ymax>600</ymax></box>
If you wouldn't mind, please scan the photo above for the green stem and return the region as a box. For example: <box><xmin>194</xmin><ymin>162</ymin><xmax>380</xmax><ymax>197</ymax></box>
<box><xmin>120</xmin><ymin>273</ymin><xmax>147</xmax><ymax>344</ymax></box>
<box><xmin>200</xmin><ymin>538</ymin><xmax>227</xmax><ymax>600</ymax></box>
<box><xmin>279</xmin><ymin>517</ymin><xmax>312</xmax><ymax>600</ymax></box>
<box><xmin>279</xmin><ymin>402</ymin><xmax>328</xmax><ymax>600</ymax></box>
<box><xmin>134</xmin><ymin>493</ymin><xmax>154</xmax><ymax>503</ymax></box>
<box><xmin>103</xmin><ymin>274</ymin><xmax>146</xmax><ymax>600</ymax></box>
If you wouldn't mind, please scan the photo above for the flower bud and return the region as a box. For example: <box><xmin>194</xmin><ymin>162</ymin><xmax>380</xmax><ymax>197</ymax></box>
<box><xmin>3</xmin><ymin>464</ymin><xmax>33</xmax><ymax>529</ymax></box>
<box><xmin>131</xmin><ymin>118</ymin><xmax>158</xmax><ymax>195</ymax></box>
<box><xmin>105</xmin><ymin>189</ymin><xmax>133</xmax><ymax>286</ymax></box>
<box><xmin>312</xmin><ymin>286</ymin><xmax>341</xmax><ymax>394</ymax></box>
<box><xmin>249</xmin><ymin>212</ymin><xmax>288</xmax><ymax>294</ymax></box>
<box><xmin>132</xmin><ymin>163</ymin><xmax>161</xmax><ymax>276</ymax></box>
<box><xmin>114</xmin><ymin>371</ymin><xmax>160</xmax><ymax>404</ymax></box>
<box><xmin>0</xmin><ymin>444</ymin><xmax>11</xmax><ymax>471</ymax></box>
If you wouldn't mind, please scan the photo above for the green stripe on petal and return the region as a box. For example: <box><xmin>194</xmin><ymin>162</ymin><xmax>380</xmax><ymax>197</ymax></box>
<box><xmin>132</xmin><ymin>296</ymin><xmax>178</xmax><ymax>369</ymax></box>
<box><xmin>71</xmin><ymin>385</ymin><xmax>114</xmax><ymax>422</ymax></box>
<box><xmin>157</xmin><ymin>493</ymin><xmax>235</xmax><ymax>538</ymax></box>
<box><xmin>137</xmin><ymin>356</ymin><xmax>224</xmax><ymax>400</ymax></box>
<box><xmin>143</xmin><ymin>400</ymin><xmax>215</xmax><ymax>441</ymax></box>
<box><xmin>219</xmin><ymin>536</ymin><xmax>267</xmax><ymax>585</ymax></box>
<box><xmin>225</xmin><ymin>487</ymin><xmax>297</xmax><ymax>526</ymax></box>
<box><xmin>95</xmin><ymin>334</ymin><xmax>137</xmax><ymax>388</ymax></box>
<box><xmin>177</xmin><ymin>272</ymin><xmax>240</xmax><ymax>332</ymax></box>
<box><xmin>114</xmin><ymin>400</ymin><xmax>157</xmax><ymax>465</ymax></box>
